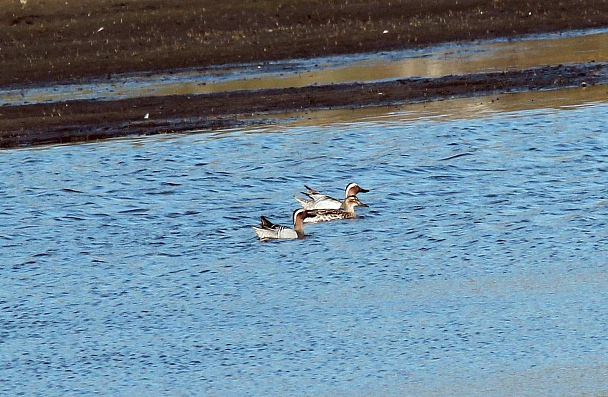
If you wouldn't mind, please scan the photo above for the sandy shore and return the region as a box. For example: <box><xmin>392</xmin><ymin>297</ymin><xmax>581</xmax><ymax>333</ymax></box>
<box><xmin>2</xmin><ymin>0</ymin><xmax>608</xmax><ymax>148</ymax></box>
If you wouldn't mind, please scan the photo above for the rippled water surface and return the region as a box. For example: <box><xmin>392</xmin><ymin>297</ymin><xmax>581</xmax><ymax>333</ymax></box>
<box><xmin>2</xmin><ymin>88</ymin><xmax>608</xmax><ymax>396</ymax></box>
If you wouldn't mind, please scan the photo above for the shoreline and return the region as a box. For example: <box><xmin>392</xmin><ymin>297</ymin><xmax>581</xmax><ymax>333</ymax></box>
<box><xmin>2</xmin><ymin>0</ymin><xmax>608</xmax><ymax>148</ymax></box>
<box><xmin>3</xmin><ymin>63</ymin><xmax>606</xmax><ymax>148</ymax></box>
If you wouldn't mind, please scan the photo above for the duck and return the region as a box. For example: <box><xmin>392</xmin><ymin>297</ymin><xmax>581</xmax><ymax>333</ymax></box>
<box><xmin>294</xmin><ymin>182</ymin><xmax>369</xmax><ymax>210</ymax></box>
<box><xmin>303</xmin><ymin>195</ymin><xmax>368</xmax><ymax>224</ymax></box>
<box><xmin>252</xmin><ymin>208</ymin><xmax>312</xmax><ymax>240</ymax></box>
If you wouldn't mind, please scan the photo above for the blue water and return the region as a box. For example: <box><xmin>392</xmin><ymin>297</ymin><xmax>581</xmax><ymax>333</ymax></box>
<box><xmin>1</xmin><ymin>98</ymin><xmax>608</xmax><ymax>395</ymax></box>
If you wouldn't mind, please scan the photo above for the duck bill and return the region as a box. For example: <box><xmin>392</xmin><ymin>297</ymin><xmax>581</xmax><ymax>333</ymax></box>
<box><xmin>358</xmin><ymin>187</ymin><xmax>370</xmax><ymax>193</ymax></box>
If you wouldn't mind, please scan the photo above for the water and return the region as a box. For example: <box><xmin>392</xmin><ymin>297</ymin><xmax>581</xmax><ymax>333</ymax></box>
<box><xmin>1</xmin><ymin>87</ymin><xmax>608</xmax><ymax>396</ymax></box>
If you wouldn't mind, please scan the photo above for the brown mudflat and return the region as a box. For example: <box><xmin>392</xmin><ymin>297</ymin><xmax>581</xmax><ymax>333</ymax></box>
<box><xmin>2</xmin><ymin>0</ymin><xmax>608</xmax><ymax>148</ymax></box>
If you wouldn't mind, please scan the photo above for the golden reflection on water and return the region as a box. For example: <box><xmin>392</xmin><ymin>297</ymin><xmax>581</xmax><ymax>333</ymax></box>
<box><xmin>165</xmin><ymin>31</ymin><xmax>608</xmax><ymax>96</ymax></box>
<box><xmin>275</xmin><ymin>83</ymin><xmax>608</xmax><ymax>128</ymax></box>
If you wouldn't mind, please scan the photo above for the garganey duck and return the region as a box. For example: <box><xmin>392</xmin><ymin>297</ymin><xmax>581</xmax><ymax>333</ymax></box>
<box><xmin>294</xmin><ymin>182</ymin><xmax>369</xmax><ymax>210</ymax></box>
<box><xmin>253</xmin><ymin>208</ymin><xmax>311</xmax><ymax>240</ymax></box>
<box><xmin>303</xmin><ymin>195</ymin><xmax>368</xmax><ymax>224</ymax></box>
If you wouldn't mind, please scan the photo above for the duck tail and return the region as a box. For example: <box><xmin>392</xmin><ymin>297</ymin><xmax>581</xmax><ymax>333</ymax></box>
<box><xmin>294</xmin><ymin>195</ymin><xmax>312</xmax><ymax>209</ymax></box>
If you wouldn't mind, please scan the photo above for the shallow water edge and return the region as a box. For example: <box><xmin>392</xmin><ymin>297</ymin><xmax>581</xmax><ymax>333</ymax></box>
<box><xmin>2</xmin><ymin>63</ymin><xmax>607</xmax><ymax>149</ymax></box>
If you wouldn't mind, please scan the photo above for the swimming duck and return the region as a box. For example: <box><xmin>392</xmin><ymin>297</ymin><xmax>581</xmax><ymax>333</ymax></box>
<box><xmin>303</xmin><ymin>195</ymin><xmax>368</xmax><ymax>224</ymax></box>
<box><xmin>294</xmin><ymin>182</ymin><xmax>369</xmax><ymax>210</ymax></box>
<box><xmin>253</xmin><ymin>208</ymin><xmax>311</xmax><ymax>240</ymax></box>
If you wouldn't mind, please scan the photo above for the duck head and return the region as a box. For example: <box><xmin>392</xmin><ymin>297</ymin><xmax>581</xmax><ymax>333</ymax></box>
<box><xmin>343</xmin><ymin>195</ymin><xmax>368</xmax><ymax>212</ymax></box>
<box><xmin>292</xmin><ymin>208</ymin><xmax>311</xmax><ymax>235</ymax></box>
<box><xmin>345</xmin><ymin>182</ymin><xmax>369</xmax><ymax>197</ymax></box>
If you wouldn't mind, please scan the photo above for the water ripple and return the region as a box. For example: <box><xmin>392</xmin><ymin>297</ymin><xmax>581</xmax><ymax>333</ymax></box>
<box><xmin>1</xmin><ymin>100</ymin><xmax>608</xmax><ymax>395</ymax></box>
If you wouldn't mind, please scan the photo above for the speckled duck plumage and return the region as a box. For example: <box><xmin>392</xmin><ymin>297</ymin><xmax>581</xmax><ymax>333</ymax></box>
<box><xmin>303</xmin><ymin>195</ymin><xmax>368</xmax><ymax>224</ymax></box>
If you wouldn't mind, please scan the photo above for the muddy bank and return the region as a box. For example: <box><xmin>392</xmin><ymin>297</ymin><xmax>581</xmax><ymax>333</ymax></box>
<box><xmin>3</xmin><ymin>0</ymin><xmax>608</xmax><ymax>87</ymax></box>
<box><xmin>2</xmin><ymin>63</ymin><xmax>607</xmax><ymax>148</ymax></box>
<box><xmin>2</xmin><ymin>0</ymin><xmax>608</xmax><ymax>148</ymax></box>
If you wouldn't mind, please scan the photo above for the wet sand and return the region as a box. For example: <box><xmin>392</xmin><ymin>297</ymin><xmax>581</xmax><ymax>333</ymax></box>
<box><xmin>2</xmin><ymin>0</ymin><xmax>608</xmax><ymax>148</ymax></box>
